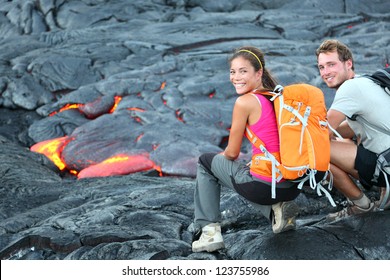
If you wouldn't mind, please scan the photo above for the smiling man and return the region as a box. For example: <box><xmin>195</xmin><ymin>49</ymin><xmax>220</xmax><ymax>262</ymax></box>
<box><xmin>316</xmin><ymin>39</ymin><xmax>390</xmax><ymax>221</ymax></box>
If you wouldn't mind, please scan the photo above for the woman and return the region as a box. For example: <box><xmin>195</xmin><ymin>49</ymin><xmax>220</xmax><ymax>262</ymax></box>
<box><xmin>192</xmin><ymin>46</ymin><xmax>301</xmax><ymax>253</ymax></box>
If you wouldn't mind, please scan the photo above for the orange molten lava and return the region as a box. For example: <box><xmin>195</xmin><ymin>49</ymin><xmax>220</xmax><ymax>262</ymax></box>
<box><xmin>135</xmin><ymin>133</ymin><xmax>144</xmax><ymax>142</ymax></box>
<box><xmin>77</xmin><ymin>153</ymin><xmax>158</xmax><ymax>179</ymax></box>
<box><xmin>30</xmin><ymin>136</ymin><xmax>70</xmax><ymax>170</ymax></box>
<box><xmin>109</xmin><ymin>96</ymin><xmax>122</xmax><ymax>113</ymax></box>
<box><xmin>175</xmin><ymin>110</ymin><xmax>184</xmax><ymax>122</ymax></box>
<box><xmin>127</xmin><ymin>107</ymin><xmax>145</xmax><ymax>112</ymax></box>
<box><xmin>154</xmin><ymin>165</ymin><xmax>163</xmax><ymax>177</ymax></box>
<box><xmin>49</xmin><ymin>95</ymin><xmax>122</xmax><ymax>117</ymax></box>
<box><xmin>49</xmin><ymin>104</ymin><xmax>82</xmax><ymax>116</ymax></box>
<box><xmin>31</xmin><ymin>95</ymin><xmax>165</xmax><ymax>178</ymax></box>
<box><xmin>31</xmin><ymin>137</ymin><xmax>162</xmax><ymax>178</ymax></box>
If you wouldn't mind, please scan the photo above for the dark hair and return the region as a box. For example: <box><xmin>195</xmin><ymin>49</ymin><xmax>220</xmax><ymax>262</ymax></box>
<box><xmin>229</xmin><ymin>46</ymin><xmax>278</xmax><ymax>91</ymax></box>
<box><xmin>316</xmin><ymin>39</ymin><xmax>354</xmax><ymax>70</ymax></box>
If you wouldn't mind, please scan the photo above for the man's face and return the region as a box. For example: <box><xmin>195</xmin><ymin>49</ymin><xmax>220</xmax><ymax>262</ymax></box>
<box><xmin>317</xmin><ymin>51</ymin><xmax>353</xmax><ymax>89</ymax></box>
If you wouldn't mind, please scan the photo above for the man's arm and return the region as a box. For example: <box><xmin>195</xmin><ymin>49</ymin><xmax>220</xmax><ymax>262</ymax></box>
<box><xmin>335</xmin><ymin>120</ymin><xmax>355</xmax><ymax>139</ymax></box>
<box><xmin>327</xmin><ymin>109</ymin><xmax>355</xmax><ymax>139</ymax></box>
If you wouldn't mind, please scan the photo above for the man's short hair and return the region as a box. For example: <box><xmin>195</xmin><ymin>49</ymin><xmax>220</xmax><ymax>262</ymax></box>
<box><xmin>316</xmin><ymin>39</ymin><xmax>354</xmax><ymax>70</ymax></box>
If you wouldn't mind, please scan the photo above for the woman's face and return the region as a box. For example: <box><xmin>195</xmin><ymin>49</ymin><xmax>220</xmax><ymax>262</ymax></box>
<box><xmin>230</xmin><ymin>56</ymin><xmax>262</xmax><ymax>95</ymax></box>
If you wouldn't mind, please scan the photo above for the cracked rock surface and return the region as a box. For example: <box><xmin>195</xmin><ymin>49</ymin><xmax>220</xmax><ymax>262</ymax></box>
<box><xmin>1</xmin><ymin>0</ymin><xmax>390</xmax><ymax>260</ymax></box>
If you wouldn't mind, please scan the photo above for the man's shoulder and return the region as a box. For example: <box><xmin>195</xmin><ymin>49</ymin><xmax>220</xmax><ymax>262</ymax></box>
<box><xmin>339</xmin><ymin>76</ymin><xmax>375</xmax><ymax>91</ymax></box>
<box><xmin>347</xmin><ymin>75</ymin><xmax>370</xmax><ymax>84</ymax></box>
<box><xmin>337</xmin><ymin>78</ymin><xmax>359</xmax><ymax>93</ymax></box>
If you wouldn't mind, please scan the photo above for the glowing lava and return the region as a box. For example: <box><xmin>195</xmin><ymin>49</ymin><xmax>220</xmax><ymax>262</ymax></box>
<box><xmin>109</xmin><ymin>96</ymin><xmax>122</xmax><ymax>113</ymax></box>
<box><xmin>77</xmin><ymin>153</ymin><xmax>158</xmax><ymax>178</ymax></box>
<box><xmin>30</xmin><ymin>136</ymin><xmax>71</xmax><ymax>171</ymax></box>
<box><xmin>31</xmin><ymin>95</ymin><xmax>164</xmax><ymax>178</ymax></box>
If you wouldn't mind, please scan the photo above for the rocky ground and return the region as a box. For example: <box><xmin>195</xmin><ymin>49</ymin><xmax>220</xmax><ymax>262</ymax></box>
<box><xmin>0</xmin><ymin>0</ymin><xmax>390</xmax><ymax>260</ymax></box>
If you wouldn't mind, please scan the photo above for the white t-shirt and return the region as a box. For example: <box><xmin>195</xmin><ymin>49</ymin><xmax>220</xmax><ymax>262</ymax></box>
<box><xmin>330</xmin><ymin>76</ymin><xmax>390</xmax><ymax>154</ymax></box>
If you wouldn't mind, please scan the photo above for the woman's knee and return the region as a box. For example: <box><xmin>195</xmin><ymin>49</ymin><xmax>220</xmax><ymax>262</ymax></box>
<box><xmin>198</xmin><ymin>153</ymin><xmax>218</xmax><ymax>174</ymax></box>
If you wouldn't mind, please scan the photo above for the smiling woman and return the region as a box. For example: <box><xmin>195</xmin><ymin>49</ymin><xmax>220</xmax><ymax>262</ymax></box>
<box><xmin>191</xmin><ymin>46</ymin><xmax>302</xmax><ymax>253</ymax></box>
<box><xmin>229</xmin><ymin>47</ymin><xmax>275</xmax><ymax>96</ymax></box>
<box><xmin>229</xmin><ymin>56</ymin><xmax>260</xmax><ymax>95</ymax></box>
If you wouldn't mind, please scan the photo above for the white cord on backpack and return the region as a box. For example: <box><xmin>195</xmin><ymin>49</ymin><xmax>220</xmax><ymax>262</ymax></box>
<box><xmin>328</xmin><ymin>123</ymin><xmax>343</xmax><ymax>139</ymax></box>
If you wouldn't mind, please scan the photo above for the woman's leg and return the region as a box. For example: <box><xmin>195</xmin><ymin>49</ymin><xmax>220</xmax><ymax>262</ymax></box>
<box><xmin>194</xmin><ymin>153</ymin><xmax>275</xmax><ymax>227</ymax></box>
<box><xmin>194</xmin><ymin>152</ymin><xmax>253</xmax><ymax>227</ymax></box>
<box><xmin>193</xmin><ymin>154</ymin><xmax>223</xmax><ymax>229</ymax></box>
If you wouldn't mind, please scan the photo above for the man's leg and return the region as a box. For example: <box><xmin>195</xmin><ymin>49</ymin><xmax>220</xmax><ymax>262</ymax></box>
<box><xmin>330</xmin><ymin>139</ymin><xmax>361</xmax><ymax>199</ymax></box>
<box><xmin>327</xmin><ymin>140</ymin><xmax>374</xmax><ymax>221</ymax></box>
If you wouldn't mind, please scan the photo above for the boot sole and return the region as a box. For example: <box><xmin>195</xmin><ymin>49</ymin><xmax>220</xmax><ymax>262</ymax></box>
<box><xmin>273</xmin><ymin>202</ymin><xmax>299</xmax><ymax>234</ymax></box>
<box><xmin>192</xmin><ymin>241</ymin><xmax>225</xmax><ymax>253</ymax></box>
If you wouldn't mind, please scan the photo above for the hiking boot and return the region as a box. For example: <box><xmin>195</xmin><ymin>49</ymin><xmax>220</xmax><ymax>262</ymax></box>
<box><xmin>271</xmin><ymin>201</ymin><xmax>299</xmax><ymax>234</ymax></box>
<box><xmin>374</xmin><ymin>187</ymin><xmax>390</xmax><ymax>211</ymax></box>
<box><xmin>326</xmin><ymin>201</ymin><xmax>376</xmax><ymax>222</ymax></box>
<box><xmin>192</xmin><ymin>223</ymin><xmax>225</xmax><ymax>253</ymax></box>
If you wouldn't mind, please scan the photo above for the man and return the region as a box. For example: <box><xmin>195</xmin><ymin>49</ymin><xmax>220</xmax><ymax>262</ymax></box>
<box><xmin>316</xmin><ymin>39</ymin><xmax>390</xmax><ymax>222</ymax></box>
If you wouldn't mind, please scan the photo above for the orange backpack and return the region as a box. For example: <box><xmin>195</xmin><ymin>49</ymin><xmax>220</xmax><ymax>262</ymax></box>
<box><xmin>245</xmin><ymin>84</ymin><xmax>335</xmax><ymax>206</ymax></box>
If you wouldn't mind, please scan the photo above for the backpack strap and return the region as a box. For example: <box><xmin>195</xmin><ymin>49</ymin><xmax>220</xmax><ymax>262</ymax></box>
<box><xmin>373</xmin><ymin>147</ymin><xmax>390</xmax><ymax>210</ymax></box>
<box><xmin>296</xmin><ymin>170</ymin><xmax>336</xmax><ymax>207</ymax></box>
<box><xmin>365</xmin><ymin>68</ymin><xmax>390</xmax><ymax>89</ymax></box>
<box><xmin>379</xmin><ymin>175</ymin><xmax>390</xmax><ymax>210</ymax></box>
<box><xmin>245</xmin><ymin>125</ymin><xmax>283</xmax><ymax>199</ymax></box>
<box><xmin>361</xmin><ymin>68</ymin><xmax>390</xmax><ymax>95</ymax></box>
<box><xmin>245</xmin><ymin>124</ymin><xmax>266</xmax><ymax>150</ymax></box>
<box><xmin>350</xmin><ymin>114</ymin><xmax>390</xmax><ymax>137</ymax></box>
<box><xmin>328</xmin><ymin>123</ymin><xmax>343</xmax><ymax>139</ymax></box>
<box><xmin>377</xmin><ymin>68</ymin><xmax>390</xmax><ymax>79</ymax></box>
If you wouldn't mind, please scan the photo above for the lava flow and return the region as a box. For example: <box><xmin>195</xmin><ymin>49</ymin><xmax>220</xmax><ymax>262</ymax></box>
<box><xmin>30</xmin><ymin>95</ymin><xmax>163</xmax><ymax>178</ymax></box>
<box><xmin>30</xmin><ymin>137</ymin><xmax>161</xmax><ymax>178</ymax></box>
<box><xmin>30</xmin><ymin>136</ymin><xmax>73</xmax><ymax>172</ymax></box>
<box><xmin>77</xmin><ymin>153</ymin><xmax>159</xmax><ymax>178</ymax></box>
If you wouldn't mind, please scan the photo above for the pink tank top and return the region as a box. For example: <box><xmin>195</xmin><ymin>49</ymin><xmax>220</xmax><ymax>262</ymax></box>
<box><xmin>248</xmin><ymin>93</ymin><xmax>280</xmax><ymax>181</ymax></box>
